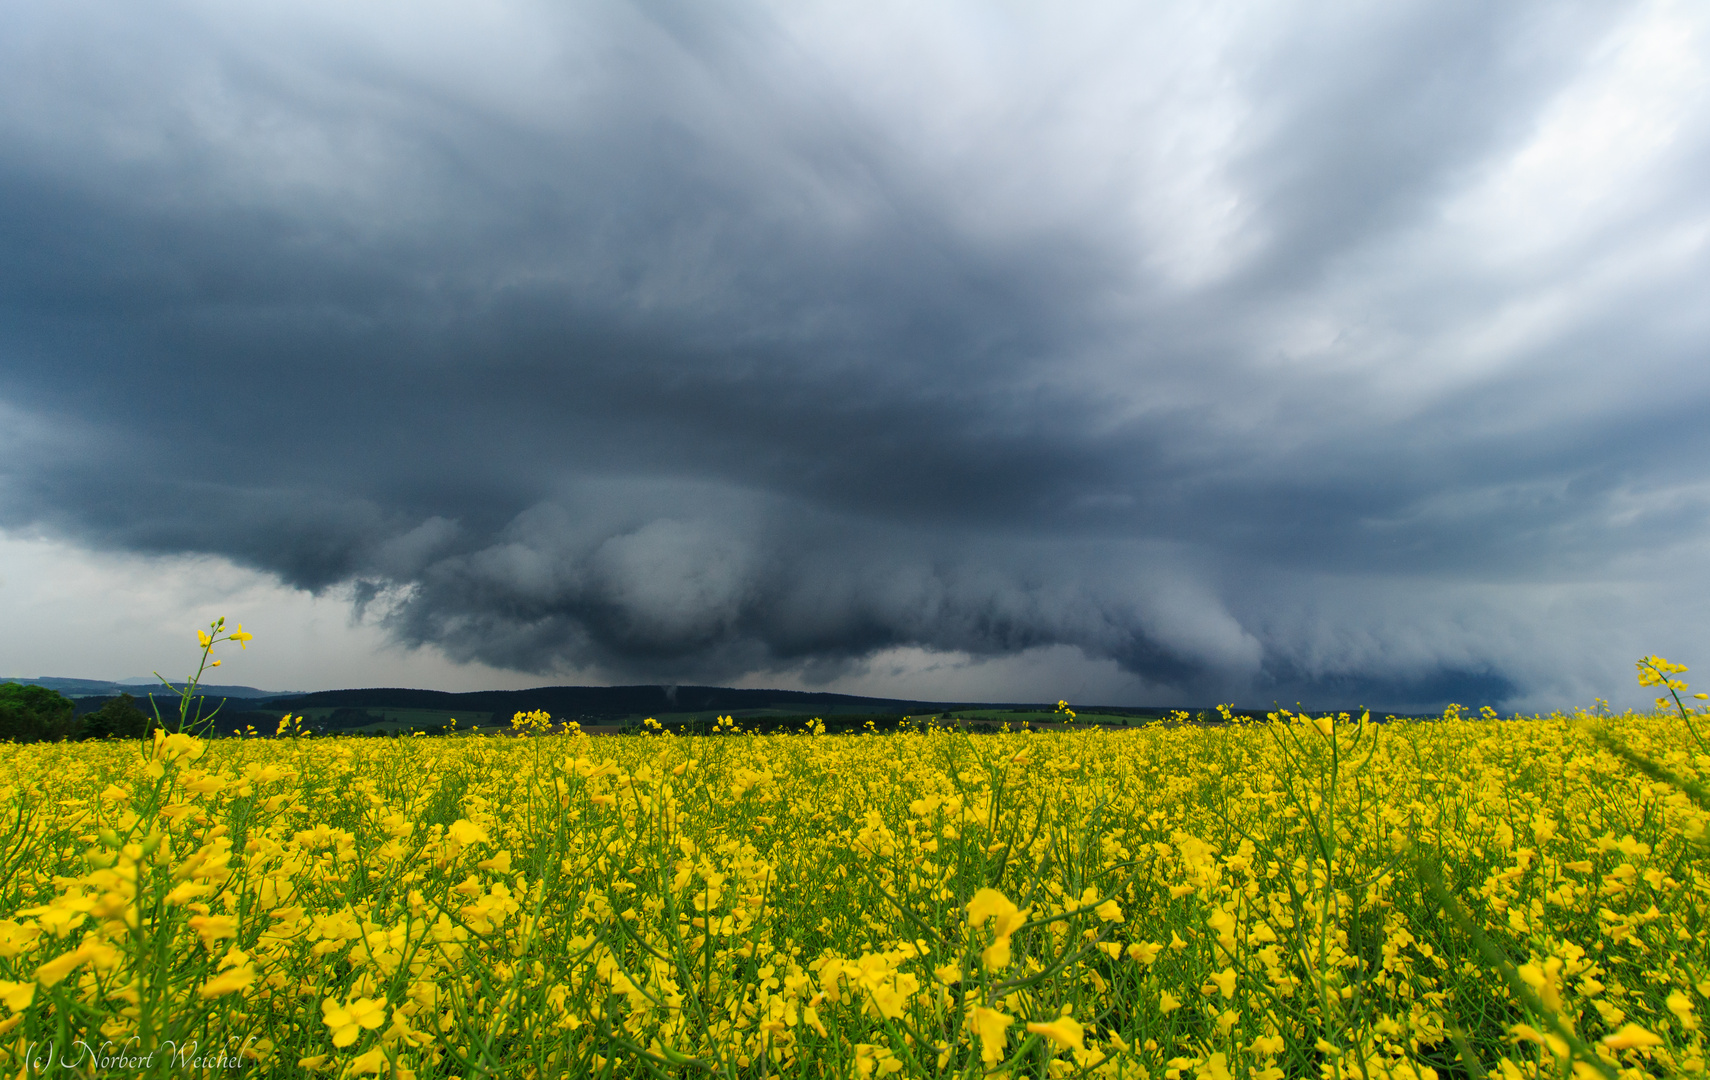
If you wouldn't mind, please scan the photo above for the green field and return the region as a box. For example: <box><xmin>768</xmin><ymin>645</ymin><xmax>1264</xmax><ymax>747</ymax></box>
<box><xmin>278</xmin><ymin>707</ymin><xmax>493</xmax><ymax>734</ymax></box>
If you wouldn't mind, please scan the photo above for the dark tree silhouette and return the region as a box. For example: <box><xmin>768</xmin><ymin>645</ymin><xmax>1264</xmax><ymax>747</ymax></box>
<box><xmin>80</xmin><ymin>693</ymin><xmax>154</xmax><ymax>740</ymax></box>
<box><xmin>0</xmin><ymin>683</ymin><xmax>78</xmax><ymax>742</ymax></box>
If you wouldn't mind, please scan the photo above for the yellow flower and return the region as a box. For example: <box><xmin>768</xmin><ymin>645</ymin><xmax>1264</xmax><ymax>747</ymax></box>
<box><xmin>152</xmin><ymin>729</ymin><xmax>205</xmax><ymax>763</ymax></box>
<box><xmin>1203</xmin><ymin>967</ymin><xmax>1237</xmax><ymax>998</ymax></box>
<box><xmin>511</xmin><ymin>709</ymin><xmax>552</xmax><ymax>733</ymax></box>
<box><xmin>1602</xmin><ymin>1023</ymin><xmax>1663</xmax><ymax>1049</ymax></box>
<box><xmin>0</xmin><ymin>980</ymin><xmax>34</xmax><ymax>1011</ymax></box>
<box><xmin>1159</xmin><ymin>991</ymin><xmax>1182</xmax><ymax>1014</ymax></box>
<box><xmin>198</xmin><ymin>963</ymin><xmax>257</xmax><ymax>998</ymax></box>
<box><xmin>188</xmin><ymin>913</ymin><xmax>239</xmax><ymax>948</ymax></box>
<box><xmin>1667</xmin><ymin>990</ymin><xmax>1695</xmax><ymax>1023</ymax></box>
<box><xmin>967</xmin><ymin>887</ymin><xmax>1027</xmax><ymax>971</ymax></box>
<box><xmin>1094</xmin><ymin>898</ymin><xmax>1123</xmax><ymax>922</ymax></box>
<box><xmin>448</xmin><ymin>819</ymin><xmax>489</xmax><ymax>846</ymax></box>
<box><xmin>1512</xmin><ymin>1022</ymin><xmax>1570</xmax><ymax>1061</ymax></box>
<box><xmin>967</xmin><ymin>1005</ymin><xmax>1013</xmax><ymax>1066</ymax></box>
<box><xmin>1026</xmin><ymin>1015</ymin><xmax>1084</xmax><ymax>1052</ymax></box>
<box><xmin>967</xmin><ymin>888</ymin><xmax>1026</xmax><ymax>934</ymax></box>
<box><xmin>869</xmin><ymin>981</ymin><xmax>911</xmax><ymax>1020</ymax></box>
<box><xmin>966</xmin><ymin>888</ymin><xmax>1017</xmax><ymax>925</ymax></box>
<box><xmin>34</xmin><ymin>939</ymin><xmax>117</xmax><ymax>987</ymax></box>
<box><xmin>322</xmin><ymin>996</ymin><xmax>387</xmax><ymax>1048</ymax></box>
<box><xmin>803</xmin><ymin>1005</ymin><xmax>827</xmax><ymax>1038</ymax></box>
<box><xmin>851</xmin><ymin>1044</ymin><xmax>904</xmax><ymax>1077</ymax></box>
<box><xmin>229</xmin><ymin>624</ymin><xmax>253</xmax><ymax>648</ymax></box>
<box><xmin>1199</xmin><ymin>1052</ymin><xmax>1233</xmax><ymax>1080</ymax></box>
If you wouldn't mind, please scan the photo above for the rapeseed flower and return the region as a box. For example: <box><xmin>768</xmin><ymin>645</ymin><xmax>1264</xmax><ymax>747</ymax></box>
<box><xmin>967</xmin><ymin>1005</ymin><xmax>1013</xmax><ymax>1065</ymax></box>
<box><xmin>323</xmin><ymin>996</ymin><xmax>387</xmax><ymax>1047</ymax></box>
<box><xmin>966</xmin><ymin>887</ymin><xmax>1027</xmax><ymax>970</ymax></box>
<box><xmin>0</xmin><ymin>982</ymin><xmax>34</xmax><ymax>1011</ymax></box>
<box><xmin>1026</xmin><ymin>1014</ymin><xmax>1084</xmax><ymax>1051</ymax></box>
<box><xmin>198</xmin><ymin>963</ymin><xmax>257</xmax><ymax>997</ymax></box>
<box><xmin>1603</xmin><ymin>1023</ymin><xmax>1663</xmax><ymax>1049</ymax></box>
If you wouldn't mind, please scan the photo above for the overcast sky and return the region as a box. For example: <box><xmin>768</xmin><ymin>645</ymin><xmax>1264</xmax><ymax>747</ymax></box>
<box><xmin>2</xmin><ymin>0</ymin><xmax>1707</xmax><ymax>711</ymax></box>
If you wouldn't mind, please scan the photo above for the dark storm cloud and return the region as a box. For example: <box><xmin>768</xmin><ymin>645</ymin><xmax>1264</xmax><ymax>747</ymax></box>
<box><xmin>2</xmin><ymin>0</ymin><xmax>1707</xmax><ymax>709</ymax></box>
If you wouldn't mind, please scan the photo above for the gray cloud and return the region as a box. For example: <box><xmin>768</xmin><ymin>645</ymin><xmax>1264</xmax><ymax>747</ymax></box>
<box><xmin>2</xmin><ymin>0</ymin><xmax>1708</xmax><ymax>710</ymax></box>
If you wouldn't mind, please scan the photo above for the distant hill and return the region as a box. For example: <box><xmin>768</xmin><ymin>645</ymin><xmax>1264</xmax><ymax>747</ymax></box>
<box><xmin>7</xmin><ymin>676</ymin><xmax>1209</xmax><ymax>733</ymax></box>
<box><xmin>0</xmin><ymin>676</ymin><xmax>293</xmax><ymax>699</ymax></box>
<box><xmin>249</xmin><ymin>684</ymin><xmax>996</xmax><ymax>721</ymax></box>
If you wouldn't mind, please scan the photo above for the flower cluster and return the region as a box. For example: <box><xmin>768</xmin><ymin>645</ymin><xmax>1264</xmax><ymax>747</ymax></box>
<box><xmin>510</xmin><ymin>709</ymin><xmax>554</xmax><ymax>736</ymax></box>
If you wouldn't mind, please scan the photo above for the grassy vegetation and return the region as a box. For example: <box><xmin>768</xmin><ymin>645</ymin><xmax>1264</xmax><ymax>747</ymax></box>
<box><xmin>615</xmin><ymin>709</ymin><xmax>1162</xmax><ymax>735</ymax></box>
<box><xmin>285</xmin><ymin>708</ymin><xmax>494</xmax><ymax>736</ymax></box>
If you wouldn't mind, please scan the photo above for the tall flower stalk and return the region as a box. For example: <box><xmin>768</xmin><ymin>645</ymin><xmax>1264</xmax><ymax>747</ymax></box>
<box><xmin>147</xmin><ymin>616</ymin><xmax>253</xmax><ymax>735</ymax></box>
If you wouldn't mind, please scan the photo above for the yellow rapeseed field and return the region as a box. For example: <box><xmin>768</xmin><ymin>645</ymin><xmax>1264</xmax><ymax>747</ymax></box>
<box><xmin>2</xmin><ymin>635</ymin><xmax>1708</xmax><ymax>1078</ymax></box>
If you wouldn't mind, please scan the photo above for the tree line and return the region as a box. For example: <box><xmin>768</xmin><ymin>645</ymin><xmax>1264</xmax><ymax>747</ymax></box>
<box><xmin>0</xmin><ymin>684</ymin><xmax>159</xmax><ymax>741</ymax></box>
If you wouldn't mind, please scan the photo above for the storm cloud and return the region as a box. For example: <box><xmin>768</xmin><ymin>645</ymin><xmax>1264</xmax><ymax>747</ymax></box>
<box><xmin>3</xmin><ymin>0</ymin><xmax>1708</xmax><ymax>710</ymax></box>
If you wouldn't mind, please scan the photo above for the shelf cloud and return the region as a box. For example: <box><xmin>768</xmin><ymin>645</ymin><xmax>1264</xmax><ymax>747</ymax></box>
<box><xmin>3</xmin><ymin>0</ymin><xmax>1708</xmax><ymax>709</ymax></box>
